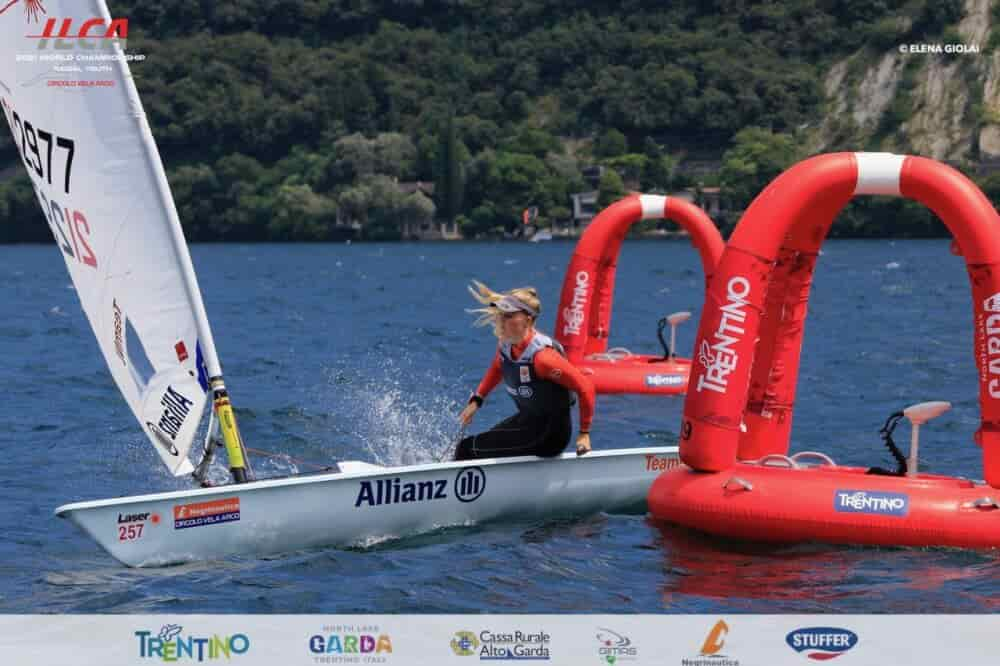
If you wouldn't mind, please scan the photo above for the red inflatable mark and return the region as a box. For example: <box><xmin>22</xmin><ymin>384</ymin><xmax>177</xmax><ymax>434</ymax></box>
<box><xmin>553</xmin><ymin>195</ymin><xmax>724</xmax><ymax>363</ymax></box>
<box><xmin>679</xmin><ymin>153</ymin><xmax>1000</xmax><ymax>491</ymax></box>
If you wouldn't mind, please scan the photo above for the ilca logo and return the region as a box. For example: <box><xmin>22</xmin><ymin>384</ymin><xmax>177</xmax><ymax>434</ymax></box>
<box><xmin>451</xmin><ymin>631</ymin><xmax>479</xmax><ymax>656</ymax></box>
<box><xmin>596</xmin><ymin>628</ymin><xmax>637</xmax><ymax>664</ymax></box>
<box><xmin>681</xmin><ymin>620</ymin><xmax>739</xmax><ymax>666</ymax></box>
<box><xmin>0</xmin><ymin>0</ymin><xmax>45</xmax><ymax>23</ymax></box>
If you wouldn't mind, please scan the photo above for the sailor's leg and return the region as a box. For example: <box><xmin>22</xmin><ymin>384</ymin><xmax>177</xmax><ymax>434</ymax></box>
<box><xmin>534</xmin><ymin>408</ymin><xmax>572</xmax><ymax>458</ymax></box>
<box><xmin>453</xmin><ymin>412</ymin><xmax>548</xmax><ymax>460</ymax></box>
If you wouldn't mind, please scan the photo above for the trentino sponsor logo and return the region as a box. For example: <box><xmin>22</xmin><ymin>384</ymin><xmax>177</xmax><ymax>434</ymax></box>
<box><xmin>354</xmin><ymin>467</ymin><xmax>485</xmax><ymax>507</ymax></box>
<box><xmin>681</xmin><ymin>620</ymin><xmax>739</xmax><ymax>666</ymax></box>
<box><xmin>834</xmin><ymin>490</ymin><xmax>908</xmax><ymax>516</ymax></box>
<box><xmin>173</xmin><ymin>498</ymin><xmax>241</xmax><ymax>530</ymax></box>
<box><xmin>696</xmin><ymin>277</ymin><xmax>750</xmax><ymax>394</ymax></box>
<box><xmin>562</xmin><ymin>270</ymin><xmax>589</xmax><ymax>336</ymax></box>
<box><xmin>645</xmin><ymin>373</ymin><xmax>685</xmax><ymax>387</ymax></box>
<box><xmin>785</xmin><ymin>627</ymin><xmax>858</xmax><ymax>660</ymax></box>
<box><xmin>135</xmin><ymin>624</ymin><xmax>250</xmax><ymax>662</ymax></box>
<box><xmin>597</xmin><ymin>627</ymin><xmax>637</xmax><ymax>663</ymax></box>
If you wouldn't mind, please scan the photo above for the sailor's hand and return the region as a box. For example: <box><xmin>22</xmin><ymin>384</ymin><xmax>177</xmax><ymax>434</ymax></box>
<box><xmin>575</xmin><ymin>432</ymin><xmax>591</xmax><ymax>456</ymax></box>
<box><xmin>459</xmin><ymin>402</ymin><xmax>478</xmax><ymax>426</ymax></box>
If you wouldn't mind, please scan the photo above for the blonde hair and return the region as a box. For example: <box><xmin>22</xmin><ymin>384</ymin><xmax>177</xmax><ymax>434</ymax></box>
<box><xmin>467</xmin><ymin>280</ymin><xmax>541</xmax><ymax>338</ymax></box>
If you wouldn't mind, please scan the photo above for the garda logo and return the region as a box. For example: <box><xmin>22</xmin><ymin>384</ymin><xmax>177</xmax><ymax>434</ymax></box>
<box><xmin>834</xmin><ymin>490</ymin><xmax>908</xmax><ymax>516</ymax></box>
<box><xmin>597</xmin><ymin>627</ymin><xmax>637</xmax><ymax>663</ymax></box>
<box><xmin>562</xmin><ymin>270</ymin><xmax>590</xmax><ymax>336</ymax></box>
<box><xmin>785</xmin><ymin>627</ymin><xmax>857</xmax><ymax>660</ymax></box>
<box><xmin>451</xmin><ymin>631</ymin><xmax>480</xmax><ymax>656</ymax></box>
<box><xmin>681</xmin><ymin>620</ymin><xmax>739</xmax><ymax>666</ymax></box>
<box><xmin>979</xmin><ymin>292</ymin><xmax>1000</xmax><ymax>398</ymax></box>
<box><xmin>135</xmin><ymin>624</ymin><xmax>250</xmax><ymax>661</ymax></box>
<box><xmin>309</xmin><ymin>625</ymin><xmax>393</xmax><ymax>662</ymax></box>
<box><xmin>645</xmin><ymin>374</ymin><xmax>685</xmax><ymax>388</ymax></box>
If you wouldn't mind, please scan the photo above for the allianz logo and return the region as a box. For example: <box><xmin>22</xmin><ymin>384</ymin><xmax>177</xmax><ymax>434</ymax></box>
<box><xmin>355</xmin><ymin>467</ymin><xmax>486</xmax><ymax>507</ymax></box>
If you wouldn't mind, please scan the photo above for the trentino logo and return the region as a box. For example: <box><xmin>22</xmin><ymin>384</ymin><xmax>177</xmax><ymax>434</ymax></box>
<box><xmin>834</xmin><ymin>489</ymin><xmax>908</xmax><ymax>516</ymax></box>
<box><xmin>681</xmin><ymin>620</ymin><xmax>739</xmax><ymax>666</ymax></box>
<box><xmin>136</xmin><ymin>625</ymin><xmax>250</xmax><ymax>662</ymax></box>
<box><xmin>785</xmin><ymin>627</ymin><xmax>858</xmax><ymax>660</ymax></box>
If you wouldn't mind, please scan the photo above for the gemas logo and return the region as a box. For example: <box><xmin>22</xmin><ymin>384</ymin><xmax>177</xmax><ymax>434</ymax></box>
<box><xmin>681</xmin><ymin>620</ymin><xmax>739</xmax><ymax>666</ymax></box>
<box><xmin>136</xmin><ymin>625</ymin><xmax>250</xmax><ymax>662</ymax></box>
<box><xmin>596</xmin><ymin>628</ymin><xmax>637</xmax><ymax>663</ymax></box>
<box><xmin>0</xmin><ymin>0</ymin><xmax>46</xmax><ymax>23</ymax></box>
<box><xmin>785</xmin><ymin>627</ymin><xmax>858</xmax><ymax>660</ymax></box>
<box><xmin>451</xmin><ymin>631</ymin><xmax>479</xmax><ymax>656</ymax></box>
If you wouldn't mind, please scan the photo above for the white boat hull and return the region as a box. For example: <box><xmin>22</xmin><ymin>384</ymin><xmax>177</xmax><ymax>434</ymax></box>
<box><xmin>55</xmin><ymin>447</ymin><xmax>679</xmax><ymax>567</ymax></box>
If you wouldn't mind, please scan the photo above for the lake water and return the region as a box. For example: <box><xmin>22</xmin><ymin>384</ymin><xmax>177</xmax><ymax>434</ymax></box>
<box><xmin>2</xmin><ymin>239</ymin><xmax>998</xmax><ymax>613</ymax></box>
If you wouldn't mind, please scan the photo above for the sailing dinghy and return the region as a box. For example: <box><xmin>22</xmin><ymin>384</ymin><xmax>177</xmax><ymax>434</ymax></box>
<box><xmin>1</xmin><ymin>0</ymin><xmax>678</xmax><ymax>567</ymax></box>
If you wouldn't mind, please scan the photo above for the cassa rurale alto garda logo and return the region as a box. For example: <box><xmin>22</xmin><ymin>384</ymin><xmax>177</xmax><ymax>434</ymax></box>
<box><xmin>451</xmin><ymin>631</ymin><xmax>479</xmax><ymax>656</ymax></box>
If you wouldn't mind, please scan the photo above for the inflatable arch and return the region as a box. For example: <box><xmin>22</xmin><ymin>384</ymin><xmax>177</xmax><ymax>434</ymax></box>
<box><xmin>647</xmin><ymin>153</ymin><xmax>1000</xmax><ymax>549</ymax></box>
<box><xmin>553</xmin><ymin>194</ymin><xmax>724</xmax><ymax>394</ymax></box>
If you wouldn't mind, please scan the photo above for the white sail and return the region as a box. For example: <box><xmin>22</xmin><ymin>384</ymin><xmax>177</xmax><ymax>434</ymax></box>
<box><xmin>0</xmin><ymin>0</ymin><xmax>222</xmax><ymax>475</ymax></box>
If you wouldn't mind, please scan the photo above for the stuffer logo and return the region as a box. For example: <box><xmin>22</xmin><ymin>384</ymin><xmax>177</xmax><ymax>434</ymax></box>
<box><xmin>0</xmin><ymin>0</ymin><xmax>45</xmax><ymax>22</ymax></box>
<box><xmin>785</xmin><ymin>627</ymin><xmax>858</xmax><ymax>660</ymax></box>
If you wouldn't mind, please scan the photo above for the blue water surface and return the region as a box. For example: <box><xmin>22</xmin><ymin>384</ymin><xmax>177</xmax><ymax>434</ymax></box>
<box><xmin>1</xmin><ymin>239</ymin><xmax>998</xmax><ymax>613</ymax></box>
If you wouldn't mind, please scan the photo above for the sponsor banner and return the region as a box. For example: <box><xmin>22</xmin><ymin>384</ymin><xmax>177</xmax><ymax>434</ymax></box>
<box><xmin>0</xmin><ymin>614</ymin><xmax>997</xmax><ymax>665</ymax></box>
<box><xmin>173</xmin><ymin>498</ymin><xmax>241</xmax><ymax>530</ymax></box>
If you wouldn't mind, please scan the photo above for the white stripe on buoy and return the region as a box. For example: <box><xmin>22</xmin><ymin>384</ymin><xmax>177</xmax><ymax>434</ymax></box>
<box><xmin>854</xmin><ymin>152</ymin><xmax>904</xmax><ymax>196</ymax></box>
<box><xmin>640</xmin><ymin>194</ymin><xmax>668</xmax><ymax>219</ymax></box>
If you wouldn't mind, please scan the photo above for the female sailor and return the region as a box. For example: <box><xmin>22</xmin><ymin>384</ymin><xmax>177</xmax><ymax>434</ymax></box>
<box><xmin>456</xmin><ymin>281</ymin><xmax>595</xmax><ymax>460</ymax></box>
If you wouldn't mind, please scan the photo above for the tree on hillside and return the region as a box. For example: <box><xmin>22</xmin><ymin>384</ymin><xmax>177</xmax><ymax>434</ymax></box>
<box><xmin>719</xmin><ymin>127</ymin><xmax>801</xmax><ymax>211</ymax></box>
<box><xmin>434</xmin><ymin>113</ymin><xmax>467</xmax><ymax>223</ymax></box>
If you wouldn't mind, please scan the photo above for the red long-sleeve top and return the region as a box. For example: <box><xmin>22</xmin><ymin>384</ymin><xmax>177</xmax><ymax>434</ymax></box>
<box><xmin>474</xmin><ymin>337</ymin><xmax>595</xmax><ymax>432</ymax></box>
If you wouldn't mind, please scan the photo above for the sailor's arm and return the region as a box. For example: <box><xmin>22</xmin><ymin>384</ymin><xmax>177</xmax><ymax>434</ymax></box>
<box><xmin>460</xmin><ymin>351</ymin><xmax>502</xmax><ymax>425</ymax></box>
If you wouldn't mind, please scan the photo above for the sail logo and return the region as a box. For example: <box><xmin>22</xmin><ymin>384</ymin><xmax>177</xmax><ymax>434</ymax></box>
<box><xmin>680</xmin><ymin>620</ymin><xmax>739</xmax><ymax>666</ymax></box>
<box><xmin>978</xmin><ymin>292</ymin><xmax>1000</xmax><ymax>398</ymax></box>
<box><xmin>0</xmin><ymin>0</ymin><xmax>44</xmax><ymax>23</ymax></box>
<box><xmin>695</xmin><ymin>277</ymin><xmax>750</xmax><ymax>394</ymax></box>
<box><xmin>834</xmin><ymin>490</ymin><xmax>908</xmax><ymax>516</ymax></box>
<box><xmin>562</xmin><ymin>270</ymin><xmax>590</xmax><ymax>336</ymax></box>
<box><xmin>136</xmin><ymin>625</ymin><xmax>250</xmax><ymax>661</ymax></box>
<box><xmin>24</xmin><ymin>16</ymin><xmax>129</xmax><ymax>50</ymax></box>
<box><xmin>173</xmin><ymin>498</ymin><xmax>241</xmax><ymax>530</ymax></box>
<box><xmin>112</xmin><ymin>299</ymin><xmax>126</xmax><ymax>366</ymax></box>
<box><xmin>156</xmin><ymin>385</ymin><xmax>194</xmax><ymax>441</ymax></box>
<box><xmin>785</xmin><ymin>627</ymin><xmax>858</xmax><ymax>660</ymax></box>
<box><xmin>597</xmin><ymin>628</ymin><xmax>638</xmax><ymax>663</ymax></box>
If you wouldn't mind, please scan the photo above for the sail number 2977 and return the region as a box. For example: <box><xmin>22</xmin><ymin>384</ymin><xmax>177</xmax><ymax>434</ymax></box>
<box><xmin>1</xmin><ymin>97</ymin><xmax>97</xmax><ymax>269</ymax></box>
